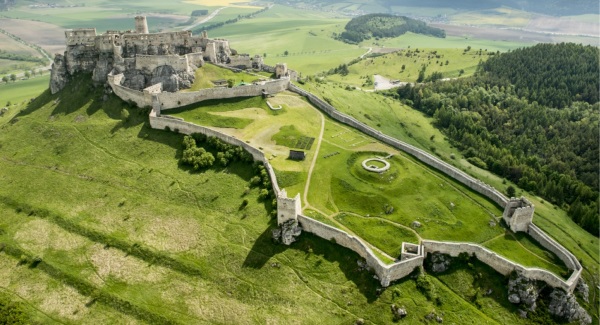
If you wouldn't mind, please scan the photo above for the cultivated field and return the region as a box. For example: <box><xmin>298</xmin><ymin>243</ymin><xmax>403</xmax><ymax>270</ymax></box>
<box><xmin>0</xmin><ymin>19</ymin><xmax>66</xmax><ymax>55</ymax></box>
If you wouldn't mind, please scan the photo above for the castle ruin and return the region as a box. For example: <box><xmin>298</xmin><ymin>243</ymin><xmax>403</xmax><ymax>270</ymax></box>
<box><xmin>50</xmin><ymin>16</ymin><xmax>268</xmax><ymax>94</ymax></box>
<box><xmin>51</xmin><ymin>16</ymin><xmax>583</xmax><ymax>298</ymax></box>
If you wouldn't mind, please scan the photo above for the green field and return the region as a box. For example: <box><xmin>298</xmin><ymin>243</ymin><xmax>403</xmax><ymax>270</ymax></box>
<box><xmin>166</xmin><ymin>87</ymin><xmax>570</xmax><ymax>277</ymax></box>
<box><xmin>0</xmin><ymin>74</ymin><xmax>548</xmax><ymax>324</ymax></box>
<box><xmin>0</xmin><ymin>75</ymin><xmax>50</xmax><ymax>105</ymax></box>
<box><xmin>299</xmin><ymin>78</ymin><xmax>599</xmax><ymax>314</ymax></box>
<box><xmin>209</xmin><ymin>5</ymin><xmax>365</xmax><ymax>75</ymax></box>
<box><xmin>328</xmin><ymin>47</ymin><xmax>488</xmax><ymax>87</ymax></box>
<box><xmin>0</xmin><ymin>1</ymin><xmax>598</xmax><ymax>322</ymax></box>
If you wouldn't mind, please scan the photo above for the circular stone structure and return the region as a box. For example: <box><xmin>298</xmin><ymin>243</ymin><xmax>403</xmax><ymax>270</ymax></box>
<box><xmin>361</xmin><ymin>158</ymin><xmax>391</xmax><ymax>173</ymax></box>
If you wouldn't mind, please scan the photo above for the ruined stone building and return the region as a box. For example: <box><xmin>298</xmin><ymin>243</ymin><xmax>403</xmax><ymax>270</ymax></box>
<box><xmin>50</xmin><ymin>16</ymin><xmax>262</xmax><ymax>94</ymax></box>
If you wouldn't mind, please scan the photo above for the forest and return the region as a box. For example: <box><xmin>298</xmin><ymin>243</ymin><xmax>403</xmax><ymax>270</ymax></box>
<box><xmin>392</xmin><ymin>43</ymin><xmax>599</xmax><ymax>235</ymax></box>
<box><xmin>337</xmin><ymin>13</ymin><xmax>445</xmax><ymax>44</ymax></box>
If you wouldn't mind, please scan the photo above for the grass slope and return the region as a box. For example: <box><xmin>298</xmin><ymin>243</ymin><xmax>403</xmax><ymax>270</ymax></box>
<box><xmin>0</xmin><ymin>74</ymin><xmax>523</xmax><ymax>324</ymax></box>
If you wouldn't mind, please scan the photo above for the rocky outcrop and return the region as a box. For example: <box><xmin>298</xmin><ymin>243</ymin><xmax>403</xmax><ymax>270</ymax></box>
<box><xmin>50</xmin><ymin>54</ymin><xmax>68</xmax><ymax>94</ymax></box>
<box><xmin>429</xmin><ymin>252</ymin><xmax>451</xmax><ymax>273</ymax></box>
<box><xmin>548</xmin><ymin>289</ymin><xmax>591</xmax><ymax>324</ymax></box>
<box><xmin>576</xmin><ymin>278</ymin><xmax>589</xmax><ymax>303</ymax></box>
<box><xmin>390</xmin><ymin>304</ymin><xmax>407</xmax><ymax>320</ymax></box>
<box><xmin>507</xmin><ymin>272</ymin><xmax>539</xmax><ymax>311</ymax></box>
<box><xmin>272</xmin><ymin>219</ymin><xmax>301</xmax><ymax>245</ymax></box>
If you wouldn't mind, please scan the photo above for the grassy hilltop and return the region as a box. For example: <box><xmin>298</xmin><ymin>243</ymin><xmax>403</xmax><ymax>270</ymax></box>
<box><xmin>0</xmin><ymin>73</ymin><xmax>585</xmax><ymax>324</ymax></box>
<box><xmin>0</xmin><ymin>1</ymin><xmax>598</xmax><ymax>324</ymax></box>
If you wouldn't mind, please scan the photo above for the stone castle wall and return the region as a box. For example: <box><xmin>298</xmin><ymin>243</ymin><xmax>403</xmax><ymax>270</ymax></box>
<box><xmin>157</xmin><ymin>79</ymin><xmax>290</xmax><ymax>109</ymax></box>
<box><xmin>106</xmin><ymin>71</ymin><xmax>581</xmax><ymax>293</ymax></box>
<box><xmin>422</xmin><ymin>240</ymin><xmax>573</xmax><ymax>292</ymax></box>
<box><xmin>527</xmin><ymin>224</ymin><xmax>582</xmax><ymax>291</ymax></box>
<box><xmin>288</xmin><ymin>83</ymin><xmax>508</xmax><ymax>208</ymax></box>
<box><xmin>107</xmin><ymin>73</ymin><xmax>290</xmax><ymax>109</ymax></box>
<box><xmin>135</xmin><ymin>54</ymin><xmax>191</xmax><ymax>73</ymax></box>
<box><xmin>297</xmin><ymin>215</ymin><xmax>423</xmax><ymax>287</ymax></box>
<box><xmin>148</xmin><ymin>110</ymin><xmax>281</xmax><ymax>197</ymax></box>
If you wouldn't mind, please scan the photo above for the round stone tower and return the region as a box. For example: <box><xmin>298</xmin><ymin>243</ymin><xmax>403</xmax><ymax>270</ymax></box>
<box><xmin>135</xmin><ymin>16</ymin><xmax>149</xmax><ymax>34</ymax></box>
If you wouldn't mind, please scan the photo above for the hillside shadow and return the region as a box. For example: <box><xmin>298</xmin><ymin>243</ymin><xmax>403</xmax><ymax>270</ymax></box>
<box><xmin>243</xmin><ymin>223</ymin><xmax>382</xmax><ymax>301</ymax></box>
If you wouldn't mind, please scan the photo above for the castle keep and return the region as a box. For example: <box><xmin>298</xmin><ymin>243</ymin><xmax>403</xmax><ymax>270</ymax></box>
<box><xmin>50</xmin><ymin>16</ymin><xmax>264</xmax><ymax>94</ymax></box>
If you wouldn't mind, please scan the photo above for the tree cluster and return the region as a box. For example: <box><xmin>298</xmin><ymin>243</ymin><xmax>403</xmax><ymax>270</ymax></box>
<box><xmin>479</xmin><ymin>43</ymin><xmax>599</xmax><ymax>108</ymax></box>
<box><xmin>0</xmin><ymin>50</ymin><xmax>46</xmax><ymax>65</ymax></box>
<box><xmin>393</xmin><ymin>43</ymin><xmax>599</xmax><ymax>235</ymax></box>
<box><xmin>338</xmin><ymin>14</ymin><xmax>445</xmax><ymax>44</ymax></box>
<box><xmin>180</xmin><ymin>134</ymin><xmax>254</xmax><ymax>170</ymax></box>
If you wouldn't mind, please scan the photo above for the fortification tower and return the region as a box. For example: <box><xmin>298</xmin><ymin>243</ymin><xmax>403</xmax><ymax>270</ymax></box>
<box><xmin>276</xmin><ymin>189</ymin><xmax>301</xmax><ymax>225</ymax></box>
<box><xmin>135</xmin><ymin>16</ymin><xmax>149</xmax><ymax>34</ymax></box>
<box><xmin>502</xmin><ymin>197</ymin><xmax>534</xmax><ymax>232</ymax></box>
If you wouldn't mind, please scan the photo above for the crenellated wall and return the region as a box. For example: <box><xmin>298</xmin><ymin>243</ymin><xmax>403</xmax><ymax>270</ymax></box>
<box><xmin>528</xmin><ymin>224</ymin><xmax>582</xmax><ymax>291</ymax></box>
<box><xmin>107</xmin><ymin>72</ymin><xmax>290</xmax><ymax>110</ymax></box>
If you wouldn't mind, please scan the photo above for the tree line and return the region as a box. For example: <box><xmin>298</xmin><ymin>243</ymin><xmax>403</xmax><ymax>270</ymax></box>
<box><xmin>337</xmin><ymin>13</ymin><xmax>445</xmax><ymax>44</ymax></box>
<box><xmin>391</xmin><ymin>43</ymin><xmax>599</xmax><ymax>235</ymax></box>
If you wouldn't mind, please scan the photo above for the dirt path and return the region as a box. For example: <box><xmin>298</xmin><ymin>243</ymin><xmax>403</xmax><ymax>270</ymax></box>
<box><xmin>302</xmin><ymin>106</ymin><xmax>325</xmax><ymax>207</ymax></box>
<box><xmin>182</xmin><ymin>7</ymin><xmax>227</xmax><ymax>31</ymax></box>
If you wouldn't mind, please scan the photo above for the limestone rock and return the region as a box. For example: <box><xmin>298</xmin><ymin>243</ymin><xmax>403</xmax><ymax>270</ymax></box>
<box><xmin>92</xmin><ymin>56</ymin><xmax>113</xmax><ymax>84</ymax></box>
<box><xmin>576</xmin><ymin>278</ymin><xmax>589</xmax><ymax>303</ymax></box>
<box><xmin>50</xmin><ymin>54</ymin><xmax>68</xmax><ymax>94</ymax></box>
<box><xmin>508</xmin><ymin>293</ymin><xmax>521</xmax><ymax>304</ymax></box>
<box><xmin>390</xmin><ymin>304</ymin><xmax>407</xmax><ymax>320</ymax></box>
<box><xmin>411</xmin><ymin>221</ymin><xmax>422</xmax><ymax>228</ymax></box>
<box><xmin>518</xmin><ymin>309</ymin><xmax>528</xmax><ymax>318</ymax></box>
<box><xmin>272</xmin><ymin>219</ymin><xmax>301</xmax><ymax>245</ymax></box>
<box><xmin>548</xmin><ymin>289</ymin><xmax>591</xmax><ymax>325</ymax></box>
<box><xmin>0</xmin><ymin>107</ymin><xmax>7</xmax><ymax>116</ymax></box>
<box><xmin>507</xmin><ymin>272</ymin><xmax>539</xmax><ymax>311</ymax></box>
<box><xmin>430</xmin><ymin>252</ymin><xmax>451</xmax><ymax>273</ymax></box>
<box><xmin>354</xmin><ymin>319</ymin><xmax>365</xmax><ymax>325</ymax></box>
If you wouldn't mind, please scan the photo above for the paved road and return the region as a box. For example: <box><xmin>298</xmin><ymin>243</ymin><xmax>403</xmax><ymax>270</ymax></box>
<box><xmin>182</xmin><ymin>7</ymin><xmax>226</xmax><ymax>31</ymax></box>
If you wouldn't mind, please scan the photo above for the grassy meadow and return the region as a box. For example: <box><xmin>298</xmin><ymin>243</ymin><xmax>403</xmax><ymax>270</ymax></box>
<box><xmin>0</xmin><ymin>75</ymin><xmax>50</xmax><ymax>105</ymax></box>
<box><xmin>209</xmin><ymin>5</ymin><xmax>366</xmax><ymax>75</ymax></box>
<box><xmin>0</xmin><ymin>2</ymin><xmax>597</xmax><ymax>323</ymax></box>
<box><xmin>0</xmin><ymin>74</ymin><xmax>547</xmax><ymax>324</ymax></box>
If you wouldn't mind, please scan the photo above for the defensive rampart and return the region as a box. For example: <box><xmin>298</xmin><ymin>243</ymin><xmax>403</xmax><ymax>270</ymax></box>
<box><xmin>422</xmin><ymin>240</ymin><xmax>574</xmax><ymax>292</ymax></box>
<box><xmin>106</xmin><ymin>71</ymin><xmax>581</xmax><ymax>293</ymax></box>
<box><xmin>135</xmin><ymin>54</ymin><xmax>191</xmax><ymax>73</ymax></box>
<box><xmin>287</xmin><ymin>83</ymin><xmax>508</xmax><ymax>207</ymax></box>
<box><xmin>528</xmin><ymin>224</ymin><xmax>582</xmax><ymax>291</ymax></box>
<box><xmin>148</xmin><ymin>106</ymin><xmax>280</xmax><ymax>196</ymax></box>
<box><xmin>158</xmin><ymin>78</ymin><xmax>289</xmax><ymax>109</ymax></box>
<box><xmin>107</xmin><ymin>72</ymin><xmax>290</xmax><ymax>110</ymax></box>
<box><xmin>297</xmin><ymin>215</ymin><xmax>423</xmax><ymax>286</ymax></box>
